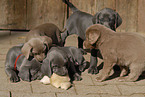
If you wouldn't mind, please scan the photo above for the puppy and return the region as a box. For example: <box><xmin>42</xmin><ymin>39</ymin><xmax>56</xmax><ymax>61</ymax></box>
<box><xmin>5</xmin><ymin>44</ymin><xmax>43</xmax><ymax>82</ymax></box>
<box><xmin>21</xmin><ymin>23</ymin><xmax>62</xmax><ymax>62</ymax></box>
<box><xmin>61</xmin><ymin>0</ymin><xmax>122</xmax><ymax>47</ymax></box>
<box><xmin>40</xmin><ymin>73</ymin><xmax>71</xmax><ymax>90</ymax></box>
<box><xmin>84</xmin><ymin>24</ymin><xmax>145</xmax><ymax>82</ymax></box>
<box><xmin>41</xmin><ymin>46</ymin><xmax>87</xmax><ymax>81</ymax></box>
<box><xmin>61</xmin><ymin>0</ymin><xmax>122</xmax><ymax>74</ymax></box>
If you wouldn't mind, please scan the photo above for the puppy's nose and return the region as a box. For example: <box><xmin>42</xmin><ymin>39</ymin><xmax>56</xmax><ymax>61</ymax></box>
<box><xmin>103</xmin><ymin>22</ymin><xmax>110</xmax><ymax>29</ymax></box>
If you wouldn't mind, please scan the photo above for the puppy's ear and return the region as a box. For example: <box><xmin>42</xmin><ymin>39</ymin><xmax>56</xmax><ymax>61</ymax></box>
<box><xmin>92</xmin><ymin>12</ymin><xmax>100</xmax><ymax>24</ymax></box>
<box><xmin>21</xmin><ymin>42</ymin><xmax>32</xmax><ymax>60</ymax></box>
<box><xmin>115</xmin><ymin>13</ymin><xmax>122</xmax><ymax>28</ymax></box>
<box><xmin>41</xmin><ymin>59</ymin><xmax>52</xmax><ymax>78</ymax></box>
<box><xmin>86</xmin><ymin>29</ymin><xmax>100</xmax><ymax>45</ymax></box>
<box><xmin>41</xmin><ymin>36</ymin><xmax>52</xmax><ymax>49</ymax></box>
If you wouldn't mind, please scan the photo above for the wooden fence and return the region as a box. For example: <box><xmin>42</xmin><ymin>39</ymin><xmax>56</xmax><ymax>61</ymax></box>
<box><xmin>0</xmin><ymin>0</ymin><xmax>145</xmax><ymax>33</ymax></box>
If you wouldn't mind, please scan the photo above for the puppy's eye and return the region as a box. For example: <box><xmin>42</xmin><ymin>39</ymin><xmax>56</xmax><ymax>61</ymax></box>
<box><xmin>33</xmin><ymin>53</ymin><xmax>38</xmax><ymax>55</ymax></box>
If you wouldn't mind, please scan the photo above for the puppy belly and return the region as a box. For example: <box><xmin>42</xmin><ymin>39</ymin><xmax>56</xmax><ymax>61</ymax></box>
<box><xmin>40</xmin><ymin>76</ymin><xmax>50</xmax><ymax>84</ymax></box>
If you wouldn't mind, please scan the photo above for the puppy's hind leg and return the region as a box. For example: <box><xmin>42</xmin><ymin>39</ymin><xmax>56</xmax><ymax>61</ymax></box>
<box><xmin>5</xmin><ymin>67</ymin><xmax>20</xmax><ymax>82</ymax></box>
<box><xmin>118</xmin><ymin>64</ymin><xmax>144</xmax><ymax>81</ymax></box>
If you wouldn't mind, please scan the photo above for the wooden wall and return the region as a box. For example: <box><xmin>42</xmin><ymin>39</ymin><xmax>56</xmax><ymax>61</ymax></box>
<box><xmin>0</xmin><ymin>0</ymin><xmax>145</xmax><ymax>33</ymax></box>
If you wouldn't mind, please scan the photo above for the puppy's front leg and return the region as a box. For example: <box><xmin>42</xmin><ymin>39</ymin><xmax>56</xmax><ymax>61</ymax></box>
<box><xmin>70</xmin><ymin>63</ymin><xmax>82</xmax><ymax>81</ymax></box>
<box><xmin>96</xmin><ymin>61</ymin><xmax>113</xmax><ymax>81</ymax></box>
<box><xmin>5</xmin><ymin>67</ymin><xmax>20</xmax><ymax>82</ymax></box>
<box><xmin>88</xmin><ymin>49</ymin><xmax>99</xmax><ymax>74</ymax></box>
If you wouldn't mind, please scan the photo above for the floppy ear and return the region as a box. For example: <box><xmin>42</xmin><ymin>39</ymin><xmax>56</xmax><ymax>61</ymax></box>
<box><xmin>115</xmin><ymin>12</ymin><xmax>122</xmax><ymax>28</ymax></box>
<box><xmin>41</xmin><ymin>59</ymin><xmax>52</xmax><ymax>78</ymax></box>
<box><xmin>92</xmin><ymin>12</ymin><xmax>100</xmax><ymax>24</ymax></box>
<box><xmin>41</xmin><ymin>36</ymin><xmax>52</xmax><ymax>49</ymax></box>
<box><xmin>21</xmin><ymin>42</ymin><xmax>32</xmax><ymax>60</ymax></box>
<box><xmin>86</xmin><ymin>29</ymin><xmax>100</xmax><ymax>45</ymax></box>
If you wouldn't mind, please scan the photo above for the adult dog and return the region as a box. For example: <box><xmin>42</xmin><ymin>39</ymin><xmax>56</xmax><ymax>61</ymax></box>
<box><xmin>61</xmin><ymin>0</ymin><xmax>122</xmax><ymax>74</ymax></box>
<box><xmin>21</xmin><ymin>23</ymin><xmax>63</xmax><ymax>62</ymax></box>
<box><xmin>41</xmin><ymin>46</ymin><xmax>87</xmax><ymax>81</ymax></box>
<box><xmin>5</xmin><ymin>44</ymin><xmax>43</xmax><ymax>82</ymax></box>
<box><xmin>84</xmin><ymin>24</ymin><xmax>145</xmax><ymax>82</ymax></box>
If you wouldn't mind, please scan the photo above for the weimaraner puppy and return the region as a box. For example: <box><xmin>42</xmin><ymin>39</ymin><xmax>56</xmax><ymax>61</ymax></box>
<box><xmin>21</xmin><ymin>23</ymin><xmax>63</xmax><ymax>62</ymax></box>
<box><xmin>41</xmin><ymin>46</ymin><xmax>87</xmax><ymax>81</ymax></box>
<box><xmin>61</xmin><ymin>0</ymin><xmax>122</xmax><ymax>74</ymax></box>
<box><xmin>5</xmin><ymin>44</ymin><xmax>43</xmax><ymax>82</ymax></box>
<box><xmin>84</xmin><ymin>24</ymin><xmax>145</xmax><ymax>82</ymax></box>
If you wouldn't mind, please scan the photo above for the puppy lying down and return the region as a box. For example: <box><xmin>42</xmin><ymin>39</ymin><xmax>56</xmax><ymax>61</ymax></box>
<box><xmin>5</xmin><ymin>44</ymin><xmax>43</xmax><ymax>82</ymax></box>
<box><xmin>40</xmin><ymin>73</ymin><xmax>71</xmax><ymax>90</ymax></box>
<box><xmin>84</xmin><ymin>24</ymin><xmax>145</xmax><ymax>82</ymax></box>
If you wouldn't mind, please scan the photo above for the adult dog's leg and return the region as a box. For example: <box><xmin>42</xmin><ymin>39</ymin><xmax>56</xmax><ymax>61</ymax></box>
<box><xmin>88</xmin><ymin>49</ymin><xmax>99</xmax><ymax>74</ymax></box>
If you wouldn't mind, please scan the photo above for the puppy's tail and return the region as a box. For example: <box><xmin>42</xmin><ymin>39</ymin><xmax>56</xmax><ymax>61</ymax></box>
<box><xmin>62</xmin><ymin>0</ymin><xmax>79</xmax><ymax>12</ymax></box>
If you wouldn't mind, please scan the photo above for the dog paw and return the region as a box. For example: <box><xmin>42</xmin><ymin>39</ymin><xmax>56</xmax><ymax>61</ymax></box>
<box><xmin>88</xmin><ymin>66</ymin><xmax>98</xmax><ymax>74</ymax></box>
<box><xmin>10</xmin><ymin>73</ymin><xmax>20</xmax><ymax>83</ymax></box>
<box><xmin>96</xmin><ymin>76</ymin><xmax>104</xmax><ymax>82</ymax></box>
<box><xmin>73</xmin><ymin>73</ymin><xmax>82</xmax><ymax>81</ymax></box>
<box><xmin>118</xmin><ymin>76</ymin><xmax>136</xmax><ymax>82</ymax></box>
<box><xmin>40</xmin><ymin>76</ymin><xmax>50</xmax><ymax>84</ymax></box>
<box><xmin>79</xmin><ymin>65</ymin><xmax>86</xmax><ymax>72</ymax></box>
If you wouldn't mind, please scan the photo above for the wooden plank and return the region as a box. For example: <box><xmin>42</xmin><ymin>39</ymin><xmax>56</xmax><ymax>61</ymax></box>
<box><xmin>138</xmin><ymin>0</ymin><xmax>145</xmax><ymax>33</ymax></box>
<box><xmin>126</xmin><ymin>0</ymin><xmax>137</xmax><ymax>32</ymax></box>
<box><xmin>0</xmin><ymin>0</ymin><xmax>26</xmax><ymax>29</ymax></box>
<box><xmin>96</xmin><ymin>0</ymin><xmax>104</xmax><ymax>12</ymax></box>
<box><xmin>12</xmin><ymin>0</ymin><xmax>27</xmax><ymax>29</ymax></box>
<box><xmin>69</xmin><ymin>0</ymin><xmax>96</xmax><ymax>15</ymax></box>
<box><xmin>104</xmin><ymin>0</ymin><xmax>116</xmax><ymax>10</ymax></box>
<box><xmin>27</xmin><ymin>0</ymin><xmax>66</xmax><ymax>30</ymax></box>
<box><xmin>116</xmin><ymin>0</ymin><xmax>127</xmax><ymax>32</ymax></box>
<box><xmin>0</xmin><ymin>0</ymin><xmax>8</xmax><ymax>29</ymax></box>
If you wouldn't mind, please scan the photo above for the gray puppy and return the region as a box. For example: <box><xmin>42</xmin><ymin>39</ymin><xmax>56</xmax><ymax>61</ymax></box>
<box><xmin>61</xmin><ymin>0</ymin><xmax>122</xmax><ymax>74</ymax></box>
<box><xmin>84</xmin><ymin>24</ymin><xmax>145</xmax><ymax>82</ymax></box>
<box><xmin>5</xmin><ymin>44</ymin><xmax>43</xmax><ymax>82</ymax></box>
<box><xmin>41</xmin><ymin>46</ymin><xmax>87</xmax><ymax>81</ymax></box>
<box><xmin>22</xmin><ymin>23</ymin><xmax>62</xmax><ymax>62</ymax></box>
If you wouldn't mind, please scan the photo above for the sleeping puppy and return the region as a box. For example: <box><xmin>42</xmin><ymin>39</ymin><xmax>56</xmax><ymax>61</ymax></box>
<box><xmin>5</xmin><ymin>44</ymin><xmax>43</xmax><ymax>82</ymax></box>
<box><xmin>41</xmin><ymin>46</ymin><xmax>87</xmax><ymax>81</ymax></box>
<box><xmin>84</xmin><ymin>24</ymin><xmax>145</xmax><ymax>82</ymax></box>
<box><xmin>21</xmin><ymin>23</ymin><xmax>63</xmax><ymax>62</ymax></box>
<box><xmin>61</xmin><ymin>0</ymin><xmax>122</xmax><ymax>74</ymax></box>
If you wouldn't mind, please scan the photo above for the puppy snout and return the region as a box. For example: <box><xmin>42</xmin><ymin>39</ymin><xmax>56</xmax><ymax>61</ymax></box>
<box><xmin>103</xmin><ymin>22</ymin><xmax>110</xmax><ymax>28</ymax></box>
<box><xmin>35</xmin><ymin>54</ymin><xmax>46</xmax><ymax>61</ymax></box>
<box><xmin>55</xmin><ymin>67</ymin><xmax>68</xmax><ymax>76</ymax></box>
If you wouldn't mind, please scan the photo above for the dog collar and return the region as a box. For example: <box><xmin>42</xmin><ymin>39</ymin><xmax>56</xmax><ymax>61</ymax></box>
<box><xmin>14</xmin><ymin>54</ymin><xmax>23</xmax><ymax>71</ymax></box>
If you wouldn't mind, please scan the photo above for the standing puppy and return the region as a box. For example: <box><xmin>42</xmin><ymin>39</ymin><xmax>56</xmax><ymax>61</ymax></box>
<box><xmin>84</xmin><ymin>24</ymin><xmax>145</xmax><ymax>82</ymax></box>
<box><xmin>22</xmin><ymin>23</ymin><xmax>63</xmax><ymax>62</ymax></box>
<box><xmin>61</xmin><ymin>0</ymin><xmax>122</xmax><ymax>74</ymax></box>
